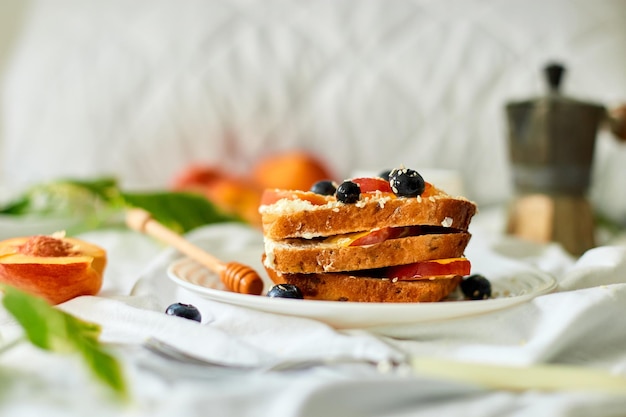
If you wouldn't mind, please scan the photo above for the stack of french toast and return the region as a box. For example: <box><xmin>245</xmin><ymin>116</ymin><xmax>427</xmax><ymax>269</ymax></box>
<box><xmin>259</xmin><ymin>167</ymin><xmax>477</xmax><ymax>302</ymax></box>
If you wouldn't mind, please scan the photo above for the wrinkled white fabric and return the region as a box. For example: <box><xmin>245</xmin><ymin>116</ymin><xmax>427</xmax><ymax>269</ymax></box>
<box><xmin>2</xmin><ymin>214</ymin><xmax>626</xmax><ymax>416</ymax></box>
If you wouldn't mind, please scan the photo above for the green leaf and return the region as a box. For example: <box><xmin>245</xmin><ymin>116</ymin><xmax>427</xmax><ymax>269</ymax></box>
<box><xmin>0</xmin><ymin>195</ymin><xmax>30</xmax><ymax>215</ymax></box>
<box><xmin>0</xmin><ymin>177</ymin><xmax>243</xmax><ymax>234</ymax></box>
<box><xmin>70</xmin><ymin>325</ymin><xmax>127</xmax><ymax>400</ymax></box>
<box><xmin>1</xmin><ymin>285</ymin><xmax>127</xmax><ymax>399</ymax></box>
<box><xmin>121</xmin><ymin>191</ymin><xmax>242</xmax><ymax>234</ymax></box>
<box><xmin>61</xmin><ymin>178</ymin><xmax>121</xmax><ymax>202</ymax></box>
<box><xmin>1</xmin><ymin>285</ymin><xmax>71</xmax><ymax>351</ymax></box>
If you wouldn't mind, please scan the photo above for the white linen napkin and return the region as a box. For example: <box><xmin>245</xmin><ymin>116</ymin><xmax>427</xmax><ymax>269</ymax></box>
<box><xmin>56</xmin><ymin>221</ymin><xmax>626</xmax><ymax>386</ymax></box>
<box><xmin>2</xmin><ymin>217</ymin><xmax>623</xmax><ymax>417</ymax></box>
<box><xmin>370</xmin><ymin>231</ymin><xmax>626</xmax><ymax>373</ymax></box>
<box><xmin>59</xmin><ymin>224</ymin><xmax>405</xmax><ymax>367</ymax></box>
<box><xmin>54</xmin><ymin>224</ymin><xmax>626</xmax><ymax>373</ymax></box>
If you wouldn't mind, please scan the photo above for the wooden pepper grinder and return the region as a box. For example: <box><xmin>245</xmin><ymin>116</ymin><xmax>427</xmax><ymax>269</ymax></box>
<box><xmin>505</xmin><ymin>63</ymin><xmax>626</xmax><ymax>256</ymax></box>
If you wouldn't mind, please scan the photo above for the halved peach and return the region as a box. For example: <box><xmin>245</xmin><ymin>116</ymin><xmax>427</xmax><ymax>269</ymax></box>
<box><xmin>0</xmin><ymin>235</ymin><xmax>107</xmax><ymax>304</ymax></box>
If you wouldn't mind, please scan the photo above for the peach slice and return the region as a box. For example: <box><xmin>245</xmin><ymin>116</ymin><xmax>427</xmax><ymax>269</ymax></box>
<box><xmin>0</xmin><ymin>235</ymin><xmax>107</xmax><ymax>304</ymax></box>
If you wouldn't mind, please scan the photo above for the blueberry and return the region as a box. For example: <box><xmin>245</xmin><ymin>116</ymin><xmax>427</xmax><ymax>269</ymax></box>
<box><xmin>267</xmin><ymin>284</ymin><xmax>304</xmax><ymax>299</ymax></box>
<box><xmin>165</xmin><ymin>303</ymin><xmax>202</xmax><ymax>322</ymax></box>
<box><xmin>310</xmin><ymin>180</ymin><xmax>337</xmax><ymax>196</ymax></box>
<box><xmin>460</xmin><ymin>274</ymin><xmax>492</xmax><ymax>300</ymax></box>
<box><xmin>389</xmin><ymin>168</ymin><xmax>425</xmax><ymax>197</ymax></box>
<box><xmin>378</xmin><ymin>170</ymin><xmax>392</xmax><ymax>181</ymax></box>
<box><xmin>336</xmin><ymin>180</ymin><xmax>361</xmax><ymax>204</ymax></box>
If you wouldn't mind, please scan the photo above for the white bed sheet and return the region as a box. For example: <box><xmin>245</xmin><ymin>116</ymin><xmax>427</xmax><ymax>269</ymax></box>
<box><xmin>2</xmin><ymin>208</ymin><xmax>626</xmax><ymax>416</ymax></box>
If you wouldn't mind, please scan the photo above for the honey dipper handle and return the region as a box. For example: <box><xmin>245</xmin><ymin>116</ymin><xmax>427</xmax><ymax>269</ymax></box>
<box><xmin>125</xmin><ymin>208</ymin><xmax>224</xmax><ymax>274</ymax></box>
<box><xmin>125</xmin><ymin>209</ymin><xmax>264</xmax><ymax>295</ymax></box>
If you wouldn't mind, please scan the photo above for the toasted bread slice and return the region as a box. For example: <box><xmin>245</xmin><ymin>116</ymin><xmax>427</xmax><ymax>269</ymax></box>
<box><xmin>264</xmin><ymin>231</ymin><xmax>471</xmax><ymax>274</ymax></box>
<box><xmin>259</xmin><ymin>172</ymin><xmax>476</xmax><ymax>303</ymax></box>
<box><xmin>260</xmin><ymin>188</ymin><xmax>476</xmax><ymax>240</ymax></box>
<box><xmin>265</xmin><ymin>266</ymin><xmax>462</xmax><ymax>302</ymax></box>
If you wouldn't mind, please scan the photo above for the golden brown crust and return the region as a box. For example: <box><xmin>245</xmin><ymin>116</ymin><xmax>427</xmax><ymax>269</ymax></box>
<box><xmin>266</xmin><ymin>266</ymin><xmax>462</xmax><ymax>302</ymax></box>
<box><xmin>265</xmin><ymin>232</ymin><xmax>471</xmax><ymax>274</ymax></box>
<box><xmin>259</xmin><ymin>181</ymin><xmax>476</xmax><ymax>303</ymax></box>
<box><xmin>261</xmin><ymin>194</ymin><xmax>477</xmax><ymax>240</ymax></box>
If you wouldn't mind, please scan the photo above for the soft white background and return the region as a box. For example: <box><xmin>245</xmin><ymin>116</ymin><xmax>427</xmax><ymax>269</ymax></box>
<box><xmin>2</xmin><ymin>4</ymin><xmax>626</xmax><ymax>415</ymax></box>
<box><xmin>1</xmin><ymin>0</ymin><xmax>625</xmax><ymax>221</ymax></box>
<box><xmin>0</xmin><ymin>0</ymin><xmax>29</xmax><ymax>177</ymax></box>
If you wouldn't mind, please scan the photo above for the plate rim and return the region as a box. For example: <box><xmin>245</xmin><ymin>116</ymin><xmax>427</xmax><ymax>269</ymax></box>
<box><xmin>166</xmin><ymin>257</ymin><xmax>558</xmax><ymax>328</ymax></box>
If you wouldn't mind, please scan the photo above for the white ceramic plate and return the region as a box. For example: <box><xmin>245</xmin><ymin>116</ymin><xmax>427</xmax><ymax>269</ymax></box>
<box><xmin>166</xmin><ymin>238</ymin><xmax>557</xmax><ymax>329</ymax></box>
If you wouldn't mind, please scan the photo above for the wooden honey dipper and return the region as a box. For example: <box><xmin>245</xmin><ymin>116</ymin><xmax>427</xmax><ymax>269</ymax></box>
<box><xmin>125</xmin><ymin>208</ymin><xmax>264</xmax><ymax>295</ymax></box>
